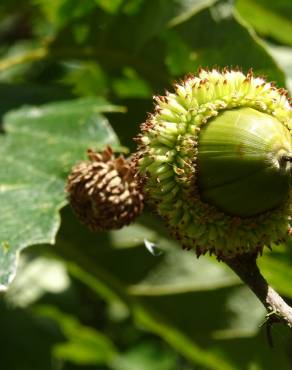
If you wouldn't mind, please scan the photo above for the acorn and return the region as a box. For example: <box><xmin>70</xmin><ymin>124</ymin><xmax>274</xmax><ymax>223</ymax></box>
<box><xmin>136</xmin><ymin>68</ymin><xmax>291</xmax><ymax>258</ymax></box>
<box><xmin>66</xmin><ymin>147</ymin><xmax>144</xmax><ymax>231</ymax></box>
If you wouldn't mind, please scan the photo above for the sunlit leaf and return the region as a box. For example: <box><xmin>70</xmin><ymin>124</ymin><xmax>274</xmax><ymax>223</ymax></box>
<box><xmin>236</xmin><ymin>0</ymin><xmax>292</xmax><ymax>46</ymax></box>
<box><xmin>5</xmin><ymin>256</ymin><xmax>70</xmax><ymax>307</ymax></box>
<box><xmin>0</xmin><ymin>97</ymin><xmax>122</xmax><ymax>287</ymax></box>
<box><xmin>267</xmin><ymin>45</ymin><xmax>292</xmax><ymax>93</ymax></box>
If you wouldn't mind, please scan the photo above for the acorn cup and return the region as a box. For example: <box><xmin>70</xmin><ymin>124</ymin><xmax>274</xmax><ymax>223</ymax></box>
<box><xmin>66</xmin><ymin>147</ymin><xmax>144</xmax><ymax>231</ymax></box>
<box><xmin>136</xmin><ymin>68</ymin><xmax>292</xmax><ymax>258</ymax></box>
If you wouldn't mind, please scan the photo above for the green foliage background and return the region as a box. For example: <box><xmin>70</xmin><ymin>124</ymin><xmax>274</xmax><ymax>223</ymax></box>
<box><xmin>0</xmin><ymin>0</ymin><xmax>292</xmax><ymax>369</ymax></box>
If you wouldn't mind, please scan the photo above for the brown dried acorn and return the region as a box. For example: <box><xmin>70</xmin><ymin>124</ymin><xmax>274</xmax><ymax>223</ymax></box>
<box><xmin>66</xmin><ymin>147</ymin><xmax>144</xmax><ymax>231</ymax></box>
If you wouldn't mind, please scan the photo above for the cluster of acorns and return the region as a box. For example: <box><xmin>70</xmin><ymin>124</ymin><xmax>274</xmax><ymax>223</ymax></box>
<box><xmin>66</xmin><ymin>68</ymin><xmax>291</xmax><ymax>259</ymax></box>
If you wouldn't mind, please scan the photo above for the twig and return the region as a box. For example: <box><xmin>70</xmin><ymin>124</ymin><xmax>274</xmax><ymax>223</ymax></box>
<box><xmin>223</xmin><ymin>253</ymin><xmax>292</xmax><ymax>328</ymax></box>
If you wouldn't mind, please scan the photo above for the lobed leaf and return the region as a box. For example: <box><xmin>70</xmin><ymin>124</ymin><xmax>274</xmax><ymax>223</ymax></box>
<box><xmin>0</xmin><ymin>97</ymin><xmax>122</xmax><ymax>288</ymax></box>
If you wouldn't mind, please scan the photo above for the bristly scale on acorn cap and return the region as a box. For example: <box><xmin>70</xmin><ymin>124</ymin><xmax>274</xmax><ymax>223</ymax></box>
<box><xmin>136</xmin><ymin>68</ymin><xmax>292</xmax><ymax>258</ymax></box>
<box><xmin>66</xmin><ymin>147</ymin><xmax>144</xmax><ymax>231</ymax></box>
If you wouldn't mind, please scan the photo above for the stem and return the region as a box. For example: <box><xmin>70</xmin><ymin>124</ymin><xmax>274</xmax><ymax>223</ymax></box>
<box><xmin>223</xmin><ymin>253</ymin><xmax>292</xmax><ymax>328</ymax></box>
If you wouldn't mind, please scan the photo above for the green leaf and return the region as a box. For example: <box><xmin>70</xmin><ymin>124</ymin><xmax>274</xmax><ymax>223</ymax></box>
<box><xmin>258</xmin><ymin>253</ymin><xmax>292</xmax><ymax>299</ymax></box>
<box><xmin>34</xmin><ymin>0</ymin><xmax>98</xmax><ymax>36</ymax></box>
<box><xmin>5</xmin><ymin>256</ymin><xmax>70</xmax><ymax>307</ymax></box>
<box><xmin>130</xmin><ymin>0</ymin><xmax>220</xmax><ymax>47</ymax></box>
<box><xmin>236</xmin><ymin>0</ymin><xmax>292</xmax><ymax>46</ymax></box>
<box><xmin>37</xmin><ymin>305</ymin><xmax>178</xmax><ymax>370</ymax></box>
<box><xmin>49</xmin><ymin>0</ymin><xmax>285</xmax><ymax>95</ymax></box>
<box><xmin>111</xmin><ymin>342</ymin><xmax>177</xmax><ymax>370</ymax></box>
<box><xmin>94</xmin><ymin>0</ymin><xmax>123</xmax><ymax>14</ymax></box>
<box><xmin>0</xmin><ymin>97</ymin><xmax>122</xmax><ymax>288</ymax></box>
<box><xmin>212</xmin><ymin>286</ymin><xmax>265</xmax><ymax>339</ymax></box>
<box><xmin>37</xmin><ymin>305</ymin><xmax>117</xmax><ymax>365</ymax></box>
<box><xmin>62</xmin><ymin>60</ymin><xmax>109</xmax><ymax>97</ymax></box>
<box><xmin>106</xmin><ymin>213</ymin><xmax>240</xmax><ymax>296</ymax></box>
<box><xmin>53</xmin><ymin>209</ymin><xmax>283</xmax><ymax>370</ymax></box>
<box><xmin>109</xmin><ymin>222</ymin><xmax>158</xmax><ymax>249</ymax></box>
<box><xmin>267</xmin><ymin>45</ymin><xmax>292</xmax><ymax>93</ymax></box>
<box><xmin>112</xmin><ymin>67</ymin><xmax>152</xmax><ymax>99</ymax></box>
<box><xmin>127</xmin><ymin>238</ymin><xmax>239</xmax><ymax>296</ymax></box>
<box><xmin>162</xmin><ymin>3</ymin><xmax>285</xmax><ymax>84</ymax></box>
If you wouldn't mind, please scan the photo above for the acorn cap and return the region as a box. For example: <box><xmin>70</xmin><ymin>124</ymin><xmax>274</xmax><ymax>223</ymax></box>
<box><xmin>66</xmin><ymin>147</ymin><xmax>144</xmax><ymax>231</ymax></box>
<box><xmin>136</xmin><ymin>68</ymin><xmax>291</xmax><ymax>258</ymax></box>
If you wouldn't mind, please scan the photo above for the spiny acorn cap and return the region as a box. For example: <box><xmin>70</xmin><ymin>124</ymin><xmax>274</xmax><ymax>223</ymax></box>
<box><xmin>66</xmin><ymin>147</ymin><xmax>144</xmax><ymax>231</ymax></box>
<box><xmin>136</xmin><ymin>68</ymin><xmax>292</xmax><ymax>258</ymax></box>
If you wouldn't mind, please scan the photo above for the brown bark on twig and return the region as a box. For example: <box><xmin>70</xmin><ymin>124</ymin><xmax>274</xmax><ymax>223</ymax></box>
<box><xmin>223</xmin><ymin>253</ymin><xmax>292</xmax><ymax>328</ymax></box>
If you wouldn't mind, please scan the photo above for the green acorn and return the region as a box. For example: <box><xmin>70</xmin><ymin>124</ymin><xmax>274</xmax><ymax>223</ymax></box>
<box><xmin>136</xmin><ymin>68</ymin><xmax>291</xmax><ymax>258</ymax></box>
